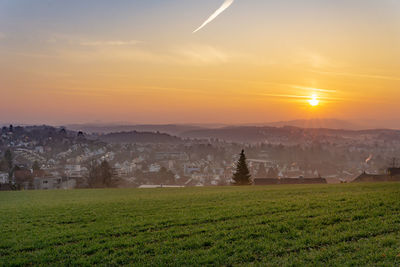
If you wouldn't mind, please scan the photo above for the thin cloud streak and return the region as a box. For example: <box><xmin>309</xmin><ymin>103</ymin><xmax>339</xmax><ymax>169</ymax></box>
<box><xmin>310</xmin><ymin>70</ymin><xmax>400</xmax><ymax>81</ymax></box>
<box><xmin>259</xmin><ymin>93</ymin><xmax>349</xmax><ymax>102</ymax></box>
<box><xmin>193</xmin><ymin>0</ymin><xmax>234</xmax><ymax>33</ymax></box>
<box><xmin>47</xmin><ymin>34</ymin><xmax>142</xmax><ymax>47</ymax></box>
<box><xmin>80</xmin><ymin>40</ymin><xmax>142</xmax><ymax>46</ymax></box>
<box><xmin>291</xmin><ymin>86</ymin><xmax>337</xmax><ymax>93</ymax></box>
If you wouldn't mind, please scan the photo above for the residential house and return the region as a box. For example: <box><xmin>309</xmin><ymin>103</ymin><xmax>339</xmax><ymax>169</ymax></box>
<box><xmin>0</xmin><ymin>172</ymin><xmax>8</xmax><ymax>184</ymax></box>
<box><xmin>254</xmin><ymin>176</ymin><xmax>327</xmax><ymax>185</ymax></box>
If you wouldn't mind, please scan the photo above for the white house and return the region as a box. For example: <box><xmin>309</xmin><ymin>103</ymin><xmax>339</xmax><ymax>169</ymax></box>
<box><xmin>65</xmin><ymin>165</ymin><xmax>82</xmax><ymax>178</ymax></box>
<box><xmin>149</xmin><ymin>163</ymin><xmax>161</xmax><ymax>173</ymax></box>
<box><xmin>0</xmin><ymin>172</ymin><xmax>9</xmax><ymax>184</ymax></box>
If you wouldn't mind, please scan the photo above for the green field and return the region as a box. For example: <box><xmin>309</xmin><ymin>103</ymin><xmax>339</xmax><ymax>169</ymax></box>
<box><xmin>1</xmin><ymin>183</ymin><xmax>400</xmax><ymax>266</ymax></box>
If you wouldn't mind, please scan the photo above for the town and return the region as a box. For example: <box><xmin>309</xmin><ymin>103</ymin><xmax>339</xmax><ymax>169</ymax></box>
<box><xmin>1</xmin><ymin>124</ymin><xmax>400</xmax><ymax>191</ymax></box>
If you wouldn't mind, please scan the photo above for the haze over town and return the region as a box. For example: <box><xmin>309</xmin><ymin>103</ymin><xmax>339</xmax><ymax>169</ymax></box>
<box><xmin>1</xmin><ymin>0</ymin><xmax>400</xmax><ymax>188</ymax></box>
<box><xmin>1</xmin><ymin>0</ymin><xmax>399</xmax><ymax>127</ymax></box>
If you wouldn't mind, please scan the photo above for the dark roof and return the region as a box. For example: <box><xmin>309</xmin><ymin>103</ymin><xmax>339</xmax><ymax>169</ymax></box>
<box><xmin>388</xmin><ymin>168</ymin><xmax>400</xmax><ymax>176</ymax></box>
<box><xmin>352</xmin><ymin>172</ymin><xmax>400</xmax><ymax>183</ymax></box>
<box><xmin>254</xmin><ymin>177</ymin><xmax>327</xmax><ymax>185</ymax></box>
<box><xmin>0</xmin><ymin>183</ymin><xmax>14</xmax><ymax>191</ymax></box>
<box><xmin>281</xmin><ymin>178</ymin><xmax>327</xmax><ymax>184</ymax></box>
<box><xmin>254</xmin><ymin>178</ymin><xmax>279</xmax><ymax>185</ymax></box>
<box><xmin>32</xmin><ymin>170</ymin><xmax>46</xmax><ymax>178</ymax></box>
<box><xmin>14</xmin><ymin>170</ymin><xmax>32</xmax><ymax>183</ymax></box>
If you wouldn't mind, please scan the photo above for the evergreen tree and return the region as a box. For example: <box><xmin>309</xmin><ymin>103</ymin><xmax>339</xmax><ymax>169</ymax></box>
<box><xmin>59</xmin><ymin>128</ymin><xmax>67</xmax><ymax>136</ymax></box>
<box><xmin>232</xmin><ymin>150</ymin><xmax>252</xmax><ymax>185</ymax></box>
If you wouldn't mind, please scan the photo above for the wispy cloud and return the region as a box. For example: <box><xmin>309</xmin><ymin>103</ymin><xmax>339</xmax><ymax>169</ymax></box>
<box><xmin>175</xmin><ymin>44</ymin><xmax>230</xmax><ymax>64</ymax></box>
<box><xmin>18</xmin><ymin>33</ymin><xmax>234</xmax><ymax>66</ymax></box>
<box><xmin>291</xmin><ymin>85</ymin><xmax>337</xmax><ymax>93</ymax></box>
<box><xmin>258</xmin><ymin>93</ymin><xmax>348</xmax><ymax>102</ymax></box>
<box><xmin>310</xmin><ymin>70</ymin><xmax>400</xmax><ymax>81</ymax></box>
<box><xmin>45</xmin><ymin>41</ymin><xmax>232</xmax><ymax>66</ymax></box>
<box><xmin>79</xmin><ymin>40</ymin><xmax>141</xmax><ymax>47</ymax></box>
<box><xmin>47</xmin><ymin>34</ymin><xmax>141</xmax><ymax>47</ymax></box>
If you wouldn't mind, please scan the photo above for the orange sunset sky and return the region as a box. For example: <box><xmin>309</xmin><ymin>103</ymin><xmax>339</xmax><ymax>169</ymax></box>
<box><xmin>0</xmin><ymin>0</ymin><xmax>399</xmax><ymax>127</ymax></box>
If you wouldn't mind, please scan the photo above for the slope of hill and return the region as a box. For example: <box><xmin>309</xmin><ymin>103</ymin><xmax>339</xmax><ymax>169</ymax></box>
<box><xmin>66</xmin><ymin>124</ymin><xmax>205</xmax><ymax>135</ymax></box>
<box><xmin>1</xmin><ymin>184</ymin><xmax>400</xmax><ymax>265</ymax></box>
<box><xmin>263</xmin><ymin>118</ymin><xmax>363</xmax><ymax>130</ymax></box>
<box><xmin>98</xmin><ymin>131</ymin><xmax>182</xmax><ymax>144</ymax></box>
<box><xmin>180</xmin><ymin>126</ymin><xmax>400</xmax><ymax>143</ymax></box>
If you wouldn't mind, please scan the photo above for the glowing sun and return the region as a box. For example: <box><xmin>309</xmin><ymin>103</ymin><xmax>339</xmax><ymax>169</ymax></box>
<box><xmin>308</xmin><ymin>94</ymin><xmax>319</xmax><ymax>106</ymax></box>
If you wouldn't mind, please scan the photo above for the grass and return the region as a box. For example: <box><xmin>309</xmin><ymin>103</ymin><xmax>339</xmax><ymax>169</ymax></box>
<box><xmin>1</xmin><ymin>183</ymin><xmax>400</xmax><ymax>266</ymax></box>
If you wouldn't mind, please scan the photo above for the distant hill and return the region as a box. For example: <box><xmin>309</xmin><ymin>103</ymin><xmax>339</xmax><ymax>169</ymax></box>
<box><xmin>66</xmin><ymin>124</ymin><xmax>205</xmax><ymax>135</ymax></box>
<box><xmin>64</xmin><ymin>119</ymin><xmax>397</xmax><ymax>136</ymax></box>
<box><xmin>98</xmin><ymin>131</ymin><xmax>182</xmax><ymax>144</ymax></box>
<box><xmin>260</xmin><ymin>119</ymin><xmax>363</xmax><ymax>130</ymax></box>
<box><xmin>180</xmin><ymin>126</ymin><xmax>400</xmax><ymax>143</ymax></box>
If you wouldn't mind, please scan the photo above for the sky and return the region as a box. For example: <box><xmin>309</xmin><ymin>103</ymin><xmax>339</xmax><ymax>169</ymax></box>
<box><xmin>0</xmin><ymin>0</ymin><xmax>399</xmax><ymax>127</ymax></box>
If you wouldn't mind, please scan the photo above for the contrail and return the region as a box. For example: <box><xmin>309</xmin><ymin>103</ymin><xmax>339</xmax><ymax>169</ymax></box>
<box><xmin>193</xmin><ymin>0</ymin><xmax>234</xmax><ymax>33</ymax></box>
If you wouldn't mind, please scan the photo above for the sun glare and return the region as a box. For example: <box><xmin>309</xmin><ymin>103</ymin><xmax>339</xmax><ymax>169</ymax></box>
<box><xmin>308</xmin><ymin>94</ymin><xmax>319</xmax><ymax>107</ymax></box>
